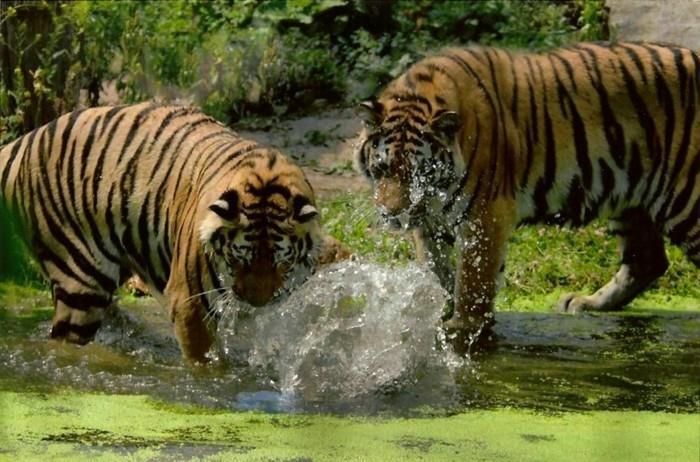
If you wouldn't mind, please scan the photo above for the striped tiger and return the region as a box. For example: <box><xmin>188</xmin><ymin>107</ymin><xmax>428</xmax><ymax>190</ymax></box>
<box><xmin>0</xmin><ymin>103</ymin><xmax>328</xmax><ymax>361</ymax></box>
<box><xmin>356</xmin><ymin>42</ymin><xmax>700</xmax><ymax>349</ymax></box>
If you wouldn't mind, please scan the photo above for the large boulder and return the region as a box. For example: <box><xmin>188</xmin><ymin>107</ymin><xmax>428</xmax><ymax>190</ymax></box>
<box><xmin>607</xmin><ymin>0</ymin><xmax>700</xmax><ymax>51</ymax></box>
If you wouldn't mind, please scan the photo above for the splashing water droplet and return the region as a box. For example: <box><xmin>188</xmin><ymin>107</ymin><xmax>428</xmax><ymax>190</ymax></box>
<box><xmin>216</xmin><ymin>261</ymin><xmax>466</xmax><ymax>407</ymax></box>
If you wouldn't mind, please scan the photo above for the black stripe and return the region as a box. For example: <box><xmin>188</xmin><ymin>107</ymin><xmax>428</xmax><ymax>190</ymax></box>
<box><xmin>665</xmin><ymin>73</ymin><xmax>696</xmax><ymax>194</ymax></box>
<box><xmin>116</xmin><ymin>105</ymin><xmax>159</xmax><ymax>165</ymax></box>
<box><xmin>78</xmin><ymin>113</ymin><xmax>103</xmax><ymax>182</ymax></box>
<box><xmin>198</xmin><ymin>144</ymin><xmax>258</xmax><ymax>190</ymax></box>
<box><xmin>619</xmin><ymin>59</ymin><xmax>658</xmax><ymax>155</ymax></box>
<box><xmin>664</xmin><ymin>151</ymin><xmax>700</xmax><ymax>221</ymax></box>
<box><xmin>147</xmin><ymin>119</ymin><xmax>214</xmax><ymax>234</ymax></box>
<box><xmin>59</xmin><ymin>111</ymin><xmax>120</xmax><ymax>265</ymax></box>
<box><xmin>506</xmin><ymin>51</ymin><xmax>519</xmax><ymax>120</ymax></box>
<box><xmin>154</xmin><ymin>246</ymin><xmax>170</xmax><ymax>291</ymax></box>
<box><xmin>36</xmin><ymin>125</ymin><xmax>105</xmax><ymax>268</ymax></box>
<box><xmin>563</xmin><ymin>175</ymin><xmax>586</xmax><ymax>226</ymax></box>
<box><xmin>443</xmin><ymin>52</ymin><xmax>498</xmax><ymax>120</ymax></box>
<box><xmin>35</xmin><ymin>239</ymin><xmax>95</xmax><ymax>290</ymax></box>
<box><xmin>619</xmin><ymin>44</ymin><xmax>648</xmax><ymax>85</ymax></box>
<box><xmin>105</xmin><ymin>184</ymin><xmax>125</xmax><ymax>257</ymax></box>
<box><xmin>443</xmin><ymin>120</ymin><xmax>480</xmax><ymax>213</ymax></box>
<box><xmin>549</xmin><ymin>56</ymin><xmax>592</xmax><ymax>191</ymax></box>
<box><xmin>520</xmin><ymin>124</ymin><xmax>534</xmax><ymax>189</ymax></box>
<box><xmin>567</xmin><ymin>92</ymin><xmax>591</xmax><ymax>190</ymax></box>
<box><xmin>640</xmin><ymin>44</ymin><xmax>675</xmax><ymax>203</ymax></box>
<box><xmin>92</xmin><ymin>112</ymin><xmax>127</xmax><ymax>211</ymax></box>
<box><xmin>579</xmin><ymin>46</ymin><xmax>626</xmax><ymax>169</ymax></box>
<box><xmin>9</xmin><ymin>128</ymin><xmax>40</xmax><ymax>201</ymax></box>
<box><xmin>550</xmin><ymin>52</ymin><xmax>578</xmax><ymax>92</ymax></box>
<box><xmin>599</xmin><ymin>158</ymin><xmax>615</xmax><ymax>206</ymax></box>
<box><xmin>161</xmin><ymin>131</ymin><xmax>223</xmax><ymax>215</ymax></box>
<box><xmin>673</xmin><ymin>48</ymin><xmax>688</xmax><ymax>104</ymax></box>
<box><xmin>626</xmin><ymin>141</ymin><xmax>643</xmax><ymax>201</ymax></box>
<box><xmin>40</xmin><ymin>201</ymin><xmax>117</xmax><ymax>292</ymax></box>
<box><xmin>54</xmin><ymin>287</ymin><xmax>111</xmax><ymax>310</ymax></box>
<box><xmin>1</xmin><ymin>137</ymin><xmax>25</xmax><ymax>193</ymax></box>
<box><xmin>524</xmin><ymin>57</ymin><xmax>539</xmax><ymax>145</ymax></box>
<box><xmin>147</xmin><ymin>108</ymin><xmax>196</xmax><ymax>182</ymax></box>
<box><xmin>136</xmin><ymin>194</ymin><xmax>155</xmax><ymax>281</ymax></box>
<box><xmin>387</xmin><ymin>93</ymin><xmax>433</xmax><ymax>114</ymax></box>
<box><xmin>668</xmin><ymin>197</ymin><xmax>700</xmax><ymax>245</ymax></box>
<box><xmin>416</xmin><ymin>72</ymin><xmax>432</xmax><ymax>82</ymax></box>
<box><xmin>549</xmin><ymin>55</ymin><xmax>569</xmax><ymax>119</ymax></box>
<box><xmin>456</xmin><ymin>172</ymin><xmax>484</xmax><ymax>225</ymax></box>
<box><xmin>532</xmin><ymin>109</ymin><xmax>556</xmax><ymax>219</ymax></box>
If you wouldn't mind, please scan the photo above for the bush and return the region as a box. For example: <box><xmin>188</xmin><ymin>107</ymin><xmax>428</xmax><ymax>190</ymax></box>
<box><xmin>1</xmin><ymin>0</ymin><xmax>610</xmax><ymax>136</ymax></box>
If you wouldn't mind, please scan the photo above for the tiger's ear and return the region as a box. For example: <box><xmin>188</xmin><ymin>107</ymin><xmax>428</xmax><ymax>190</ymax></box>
<box><xmin>292</xmin><ymin>196</ymin><xmax>318</xmax><ymax>224</ymax></box>
<box><xmin>357</xmin><ymin>99</ymin><xmax>384</xmax><ymax>128</ymax></box>
<box><xmin>209</xmin><ymin>189</ymin><xmax>239</xmax><ymax>223</ymax></box>
<box><xmin>431</xmin><ymin>110</ymin><xmax>461</xmax><ymax>140</ymax></box>
<box><xmin>200</xmin><ymin>190</ymin><xmax>243</xmax><ymax>243</ymax></box>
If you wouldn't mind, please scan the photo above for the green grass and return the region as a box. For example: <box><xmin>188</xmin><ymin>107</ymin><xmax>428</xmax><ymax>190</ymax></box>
<box><xmin>320</xmin><ymin>193</ymin><xmax>700</xmax><ymax>312</ymax></box>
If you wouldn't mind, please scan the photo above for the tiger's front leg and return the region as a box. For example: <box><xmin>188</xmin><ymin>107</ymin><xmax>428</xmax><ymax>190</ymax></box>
<box><xmin>413</xmin><ymin>222</ymin><xmax>455</xmax><ymax>293</ymax></box>
<box><xmin>169</xmin><ymin>294</ymin><xmax>212</xmax><ymax>363</ymax></box>
<box><xmin>165</xmin><ymin>255</ymin><xmax>213</xmax><ymax>363</ymax></box>
<box><xmin>444</xmin><ymin>198</ymin><xmax>516</xmax><ymax>353</ymax></box>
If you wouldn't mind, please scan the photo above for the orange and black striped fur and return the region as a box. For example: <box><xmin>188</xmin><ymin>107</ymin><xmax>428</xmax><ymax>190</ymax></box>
<box><xmin>0</xmin><ymin>103</ymin><xmax>325</xmax><ymax>361</ymax></box>
<box><xmin>357</xmin><ymin>42</ymin><xmax>699</xmax><ymax>346</ymax></box>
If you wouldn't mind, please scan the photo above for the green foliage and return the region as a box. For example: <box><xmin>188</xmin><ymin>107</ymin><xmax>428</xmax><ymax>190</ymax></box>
<box><xmin>0</xmin><ymin>201</ymin><xmax>41</xmax><ymax>284</ymax></box>
<box><xmin>0</xmin><ymin>0</ymin><xmax>611</xmax><ymax>138</ymax></box>
<box><xmin>320</xmin><ymin>193</ymin><xmax>414</xmax><ymax>264</ymax></box>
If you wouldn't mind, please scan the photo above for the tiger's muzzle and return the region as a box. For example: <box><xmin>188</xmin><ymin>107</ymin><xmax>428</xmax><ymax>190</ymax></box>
<box><xmin>233</xmin><ymin>261</ymin><xmax>284</xmax><ymax>307</ymax></box>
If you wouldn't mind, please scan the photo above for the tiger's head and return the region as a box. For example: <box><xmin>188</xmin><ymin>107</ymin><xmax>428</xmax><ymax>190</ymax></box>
<box><xmin>199</xmin><ymin>151</ymin><xmax>322</xmax><ymax>307</ymax></box>
<box><xmin>356</xmin><ymin>94</ymin><xmax>463</xmax><ymax>229</ymax></box>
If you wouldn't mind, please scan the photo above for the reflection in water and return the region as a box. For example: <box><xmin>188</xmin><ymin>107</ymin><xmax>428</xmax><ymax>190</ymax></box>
<box><xmin>0</xmin><ymin>261</ymin><xmax>698</xmax><ymax>415</ymax></box>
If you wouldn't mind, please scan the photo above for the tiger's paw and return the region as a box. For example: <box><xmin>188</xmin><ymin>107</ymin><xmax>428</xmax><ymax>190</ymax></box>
<box><xmin>557</xmin><ymin>293</ymin><xmax>596</xmax><ymax>314</ymax></box>
<box><xmin>124</xmin><ymin>275</ymin><xmax>150</xmax><ymax>296</ymax></box>
<box><xmin>441</xmin><ymin>315</ymin><xmax>497</xmax><ymax>356</ymax></box>
<box><xmin>318</xmin><ymin>235</ymin><xmax>352</xmax><ymax>265</ymax></box>
<box><xmin>49</xmin><ymin>320</ymin><xmax>101</xmax><ymax>345</ymax></box>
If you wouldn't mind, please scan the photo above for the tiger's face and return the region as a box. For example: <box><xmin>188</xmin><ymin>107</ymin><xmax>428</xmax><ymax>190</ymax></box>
<box><xmin>356</xmin><ymin>97</ymin><xmax>462</xmax><ymax>228</ymax></box>
<box><xmin>199</xmin><ymin>164</ymin><xmax>322</xmax><ymax>307</ymax></box>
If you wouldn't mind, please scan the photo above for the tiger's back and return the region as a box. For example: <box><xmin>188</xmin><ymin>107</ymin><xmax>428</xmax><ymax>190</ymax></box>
<box><xmin>1</xmin><ymin>104</ymin><xmax>231</xmax><ymax>294</ymax></box>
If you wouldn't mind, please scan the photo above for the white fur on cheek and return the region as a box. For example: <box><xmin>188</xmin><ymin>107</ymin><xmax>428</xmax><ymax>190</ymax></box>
<box><xmin>199</xmin><ymin>213</ymin><xmax>225</xmax><ymax>244</ymax></box>
<box><xmin>199</xmin><ymin>211</ymin><xmax>249</xmax><ymax>245</ymax></box>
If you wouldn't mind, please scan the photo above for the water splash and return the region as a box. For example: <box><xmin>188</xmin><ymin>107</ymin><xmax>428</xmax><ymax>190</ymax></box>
<box><xmin>216</xmin><ymin>261</ymin><xmax>465</xmax><ymax>409</ymax></box>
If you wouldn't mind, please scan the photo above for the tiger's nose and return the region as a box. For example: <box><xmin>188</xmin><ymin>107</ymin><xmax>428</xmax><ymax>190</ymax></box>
<box><xmin>234</xmin><ymin>267</ymin><xmax>283</xmax><ymax>306</ymax></box>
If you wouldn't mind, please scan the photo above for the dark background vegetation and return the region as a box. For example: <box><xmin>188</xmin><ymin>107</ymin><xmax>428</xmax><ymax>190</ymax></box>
<box><xmin>0</xmin><ymin>0</ymin><xmax>608</xmax><ymax>144</ymax></box>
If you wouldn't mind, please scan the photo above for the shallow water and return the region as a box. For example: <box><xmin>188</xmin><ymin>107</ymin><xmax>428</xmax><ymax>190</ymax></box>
<box><xmin>0</xmin><ymin>261</ymin><xmax>698</xmax><ymax>415</ymax></box>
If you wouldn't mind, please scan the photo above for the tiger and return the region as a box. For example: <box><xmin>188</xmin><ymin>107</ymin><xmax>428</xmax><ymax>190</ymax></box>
<box><xmin>356</xmin><ymin>42</ymin><xmax>700</xmax><ymax>350</ymax></box>
<box><xmin>0</xmin><ymin>103</ymin><xmax>332</xmax><ymax>362</ymax></box>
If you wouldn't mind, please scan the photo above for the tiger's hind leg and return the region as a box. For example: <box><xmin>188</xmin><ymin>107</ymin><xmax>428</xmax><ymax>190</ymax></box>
<box><xmin>46</xmin><ymin>260</ymin><xmax>121</xmax><ymax>345</ymax></box>
<box><xmin>50</xmin><ymin>286</ymin><xmax>113</xmax><ymax>344</ymax></box>
<box><xmin>558</xmin><ymin>208</ymin><xmax>669</xmax><ymax>314</ymax></box>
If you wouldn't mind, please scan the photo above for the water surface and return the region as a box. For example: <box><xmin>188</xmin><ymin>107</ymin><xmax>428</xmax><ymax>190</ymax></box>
<box><xmin>0</xmin><ymin>261</ymin><xmax>697</xmax><ymax>415</ymax></box>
